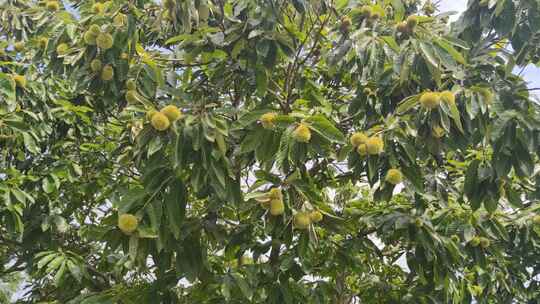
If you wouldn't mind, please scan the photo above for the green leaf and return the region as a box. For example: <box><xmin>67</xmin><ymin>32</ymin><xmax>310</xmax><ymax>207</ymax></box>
<box><xmin>147</xmin><ymin>136</ymin><xmax>163</xmax><ymax>157</ymax></box>
<box><xmin>137</xmin><ymin>226</ymin><xmax>158</xmax><ymax>238</ymax></box>
<box><xmin>164</xmin><ymin>179</ymin><xmax>186</xmax><ymax>239</ymax></box>
<box><xmin>464</xmin><ymin>160</ymin><xmax>482</xmax><ymax>209</ymax></box>
<box><xmin>435</xmin><ymin>39</ymin><xmax>465</xmax><ymax>64</ymax></box>
<box><xmin>464</xmin><ymin>160</ymin><xmax>479</xmax><ymax>194</ymax></box>
<box><xmin>128</xmin><ymin>235</ymin><xmax>138</xmax><ymax>261</ymax></box>
<box><xmin>292</xmin><ymin>178</ymin><xmax>324</xmax><ymax>203</ymax></box>
<box><xmin>401</xmin><ymin>163</ymin><xmax>424</xmax><ymax>192</ymax></box>
<box><xmin>231</xmin><ymin>272</ymin><xmax>253</xmax><ymax>300</ymax></box>
<box><xmin>146</xmin><ymin>199</ymin><xmax>163</xmax><ymax>231</ymax></box>
<box><xmin>215</xmin><ymin>132</ymin><xmax>227</xmax><ymax>156</ymax></box>
<box><xmin>419</xmin><ymin>42</ymin><xmax>440</xmax><ymax>68</ymax></box>
<box><xmin>177</xmin><ymin>234</ymin><xmax>203</xmax><ymax>280</ymax></box>
<box><xmin>46</xmin><ymin>255</ymin><xmax>65</xmax><ymax>273</ymax></box>
<box><xmin>22</xmin><ymin>132</ymin><xmax>39</xmax><ymax>154</ymax></box>
<box><xmin>173</xmin><ymin>128</ymin><xmax>185</xmax><ymax>169</ymax></box>
<box><xmin>305</xmin><ymin>115</ymin><xmax>345</xmax><ymax>143</ymax></box>
<box><xmin>4</xmin><ymin>119</ymin><xmax>29</xmax><ymax>132</ymax></box>
<box><xmin>433</xmin><ymin>43</ymin><xmax>458</xmax><ymax>70</ymax></box>
<box><xmin>396</xmin><ymin>95</ymin><xmax>420</xmax><ymax>114</ymax></box>
<box><xmin>390</xmin><ymin>0</ymin><xmax>405</xmax><ymax>21</ymax></box>
<box><xmin>255</xmin><ymin>64</ymin><xmax>268</xmax><ymax>96</ymax></box>
<box><xmin>80</xmin><ymin>294</ymin><xmax>115</xmax><ymax>304</ymax></box>
<box><xmin>380</xmin><ymin>36</ymin><xmax>400</xmax><ymax>52</ymax></box>
<box><xmin>54</xmin><ymin>261</ymin><xmax>67</xmax><ymax>286</ymax></box>
<box><xmin>240</xmin><ymin>128</ymin><xmax>265</xmax><ymax>154</ymax></box>
<box><xmin>442</xmin><ymin>36</ymin><xmax>470</xmax><ymax>50</ymax></box>
<box><xmin>210</xmin><ymin>161</ymin><xmax>226</xmax><ymax>188</ymax></box>
<box><xmin>484</xmin><ymin>197</ymin><xmax>498</xmax><ymax>213</ymax></box>
<box><xmin>231</xmin><ymin>39</ymin><xmax>246</xmax><ymax>59</ymax></box>
<box><xmin>66</xmin><ymin>260</ymin><xmax>83</xmax><ymax>283</ymax></box>
<box><xmin>116</xmin><ymin>188</ymin><xmax>146</xmax><ymax>213</ymax></box>
<box><xmin>232</xmin><ymin>109</ymin><xmax>270</xmax><ymax>131</ymax></box>
<box><xmin>165</xmin><ymin>34</ymin><xmax>191</xmax><ymax>45</ymax></box>
<box><xmin>221</xmin><ymin>275</ymin><xmax>232</xmax><ymax>300</ymax></box>
<box><xmin>53</xmin><ymin>215</ymin><xmax>68</xmax><ymax>233</ymax></box>
<box><xmin>10</xmin><ymin>187</ymin><xmax>29</xmax><ymax>205</ymax></box>
<box><xmin>37</xmin><ymin>253</ymin><xmax>58</xmax><ymax>269</ymax></box>
<box><xmin>505</xmin><ymin>185</ymin><xmax>521</xmax><ymax>207</ymax></box>
<box><xmin>42</xmin><ymin>176</ymin><xmax>56</xmax><ymax>194</ymax></box>
<box><xmin>447</xmin><ymin>99</ymin><xmax>464</xmax><ymax>133</ymax></box>
<box><xmin>256</xmin><ymin>130</ymin><xmax>281</xmax><ymax>164</ymax></box>
<box><xmin>0</xmin><ymin>73</ymin><xmax>16</xmax><ymax>109</ymax></box>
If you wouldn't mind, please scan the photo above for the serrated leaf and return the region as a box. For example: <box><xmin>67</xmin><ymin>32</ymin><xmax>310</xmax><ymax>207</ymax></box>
<box><xmin>66</xmin><ymin>260</ymin><xmax>83</xmax><ymax>283</ymax></box>
<box><xmin>464</xmin><ymin>160</ymin><xmax>480</xmax><ymax>198</ymax></box>
<box><xmin>116</xmin><ymin>188</ymin><xmax>146</xmax><ymax>213</ymax></box>
<box><xmin>215</xmin><ymin>132</ymin><xmax>227</xmax><ymax>156</ymax></box>
<box><xmin>255</xmin><ymin>64</ymin><xmax>268</xmax><ymax>96</ymax></box>
<box><xmin>419</xmin><ymin>42</ymin><xmax>440</xmax><ymax>68</ymax></box>
<box><xmin>54</xmin><ymin>261</ymin><xmax>67</xmax><ymax>286</ymax></box>
<box><xmin>380</xmin><ymin>36</ymin><xmax>399</xmax><ymax>52</ymax></box>
<box><xmin>37</xmin><ymin>253</ymin><xmax>58</xmax><ymax>269</ymax></box>
<box><xmin>23</xmin><ymin>132</ymin><xmax>39</xmax><ymax>154</ymax></box>
<box><xmin>221</xmin><ymin>275</ymin><xmax>232</xmax><ymax>300</ymax></box>
<box><xmin>240</xmin><ymin>128</ymin><xmax>265</xmax><ymax>154</ymax></box>
<box><xmin>435</xmin><ymin>39</ymin><xmax>465</xmax><ymax>64</ymax></box>
<box><xmin>146</xmin><ymin>199</ymin><xmax>163</xmax><ymax>231</ymax></box>
<box><xmin>211</xmin><ymin>161</ymin><xmax>226</xmax><ymax>188</ymax></box>
<box><xmin>0</xmin><ymin>73</ymin><xmax>16</xmax><ymax>108</ymax></box>
<box><xmin>46</xmin><ymin>255</ymin><xmax>64</xmax><ymax>273</ymax></box>
<box><xmin>448</xmin><ymin>99</ymin><xmax>464</xmax><ymax>133</ymax></box>
<box><xmin>231</xmin><ymin>273</ymin><xmax>253</xmax><ymax>300</ymax></box>
<box><xmin>137</xmin><ymin>226</ymin><xmax>158</xmax><ymax>238</ymax></box>
<box><xmin>174</xmin><ymin>129</ymin><xmax>185</xmax><ymax>169</ymax></box>
<box><xmin>147</xmin><ymin>136</ymin><xmax>163</xmax><ymax>157</ymax></box>
<box><xmin>42</xmin><ymin>176</ymin><xmax>56</xmax><ymax>194</ymax></box>
<box><xmin>305</xmin><ymin>115</ymin><xmax>345</xmax><ymax>143</ymax></box>
<box><xmin>396</xmin><ymin>95</ymin><xmax>420</xmax><ymax>114</ymax></box>
<box><xmin>231</xmin><ymin>109</ymin><xmax>270</xmax><ymax>130</ymax></box>
<box><xmin>165</xmin><ymin>34</ymin><xmax>191</xmax><ymax>45</ymax></box>
<box><xmin>164</xmin><ymin>179</ymin><xmax>186</xmax><ymax>239</ymax></box>
<box><xmin>128</xmin><ymin>235</ymin><xmax>138</xmax><ymax>261</ymax></box>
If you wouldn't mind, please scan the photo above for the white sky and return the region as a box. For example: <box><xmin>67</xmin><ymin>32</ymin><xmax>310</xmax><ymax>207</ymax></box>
<box><xmin>439</xmin><ymin>0</ymin><xmax>468</xmax><ymax>18</ymax></box>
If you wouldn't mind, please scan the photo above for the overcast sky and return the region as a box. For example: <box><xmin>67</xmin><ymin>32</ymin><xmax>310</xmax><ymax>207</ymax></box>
<box><xmin>439</xmin><ymin>0</ymin><xmax>469</xmax><ymax>17</ymax></box>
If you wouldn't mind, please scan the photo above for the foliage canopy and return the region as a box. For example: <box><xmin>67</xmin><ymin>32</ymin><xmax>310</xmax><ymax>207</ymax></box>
<box><xmin>1</xmin><ymin>0</ymin><xmax>540</xmax><ymax>303</ymax></box>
